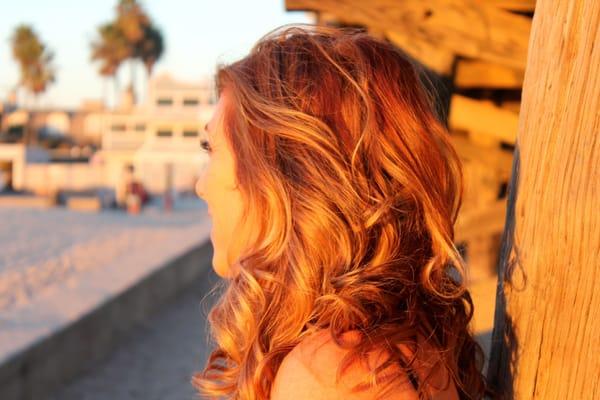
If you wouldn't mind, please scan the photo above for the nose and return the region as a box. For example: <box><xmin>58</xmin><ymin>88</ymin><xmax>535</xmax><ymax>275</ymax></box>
<box><xmin>195</xmin><ymin>165</ymin><xmax>207</xmax><ymax>200</ymax></box>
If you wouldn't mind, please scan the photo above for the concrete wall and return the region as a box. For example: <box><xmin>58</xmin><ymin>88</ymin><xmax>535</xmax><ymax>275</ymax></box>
<box><xmin>0</xmin><ymin>240</ymin><xmax>213</xmax><ymax>400</ymax></box>
<box><xmin>22</xmin><ymin>163</ymin><xmax>106</xmax><ymax>195</ymax></box>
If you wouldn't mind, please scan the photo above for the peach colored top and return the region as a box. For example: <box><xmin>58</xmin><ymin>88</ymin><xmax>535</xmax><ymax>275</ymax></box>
<box><xmin>270</xmin><ymin>330</ymin><xmax>459</xmax><ymax>400</ymax></box>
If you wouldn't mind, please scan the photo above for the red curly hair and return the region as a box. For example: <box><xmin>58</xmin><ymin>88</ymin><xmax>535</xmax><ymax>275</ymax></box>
<box><xmin>193</xmin><ymin>25</ymin><xmax>487</xmax><ymax>399</ymax></box>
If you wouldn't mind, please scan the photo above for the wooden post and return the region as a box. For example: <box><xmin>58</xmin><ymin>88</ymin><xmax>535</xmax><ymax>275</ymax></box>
<box><xmin>488</xmin><ymin>1</ymin><xmax>599</xmax><ymax>399</ymax></box>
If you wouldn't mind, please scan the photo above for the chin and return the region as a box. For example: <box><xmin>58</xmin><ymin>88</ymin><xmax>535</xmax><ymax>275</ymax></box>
<box><xmin>212</xmin><ymin>252</ymin><xmax>231</xmax><ymax>278</ymax></box>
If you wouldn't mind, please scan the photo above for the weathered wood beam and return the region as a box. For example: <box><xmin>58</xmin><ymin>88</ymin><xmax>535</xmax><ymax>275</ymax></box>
<box><xmin>450</xmin><ymin>135</ymin><xmax>513</xmax><ymax>180</ymax></box>
<box><xmin>449</xmin><ymin>95</ymin><xmax>519</xmax><ymax>144</ymax></box>
<box><xmin>499</xmin><ymin>100</ymin><xmax>522</xmax><ymax>114</ymax></box>
<box><xmin>288</xmin><ymin>1</ymin><xmax>455</xmax><ymax>74</ymax></box>
<box><xmin>286</xmin><ymin>0</ymin><xmax>532</xmax><ymax>71</ymax></box>
<box><xmin>455</xmin><ymin>60</ymin><xmax>525</xmax><ymax>89</ymax></box>
<box><xmin>384</xmin><ymin>30</ymin><xmax>455</xmax><ymax>75</ymax></box>
<box><xmin>488</xmin><ymin>0</ymin><xmax>600</xmax><ymax>397</ymax></box>
<box><xmin>476</xmin><ymin>0</ymin><xmax>536</xmax><ymax>12</ymax></box>
<box><xmin>455</xmin><ymin>199</ymin><xmax>507</xmax><ymax>243</ymax></box>
<box><xmin>314</xmin><ymin>11</ymin><xmax>338</xmax><ymax>26</ymax></box>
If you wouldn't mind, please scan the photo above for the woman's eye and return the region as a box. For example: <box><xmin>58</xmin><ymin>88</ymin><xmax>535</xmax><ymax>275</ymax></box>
<box><xmin>200</xmin><ymin>139</ymin><xmax>212</xmax><ymax>153</ymax></box>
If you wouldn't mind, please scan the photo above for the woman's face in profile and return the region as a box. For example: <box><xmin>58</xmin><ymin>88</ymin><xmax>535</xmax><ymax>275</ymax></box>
<box><xmin>196</xmin><ymin>90</ymin><xmax>244</xmax><ymax>278</ymax></box>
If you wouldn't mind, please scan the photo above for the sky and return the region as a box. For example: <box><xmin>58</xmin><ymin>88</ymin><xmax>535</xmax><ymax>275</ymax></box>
<box><xmin>0</xmin><ymin>0</ymin><xmax>311</xmax><ymax>109</ymax></box>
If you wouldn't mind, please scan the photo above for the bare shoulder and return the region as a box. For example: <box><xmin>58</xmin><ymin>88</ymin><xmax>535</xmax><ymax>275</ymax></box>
<box><xmin>270</xmin><ymin>330</ymin><xmax>419</xmax><ymax>400</ymax></box>
<box><xmin>270</xmin><ymin>331</ymin><xmax>337</xmax><ymax>400</ymax></box>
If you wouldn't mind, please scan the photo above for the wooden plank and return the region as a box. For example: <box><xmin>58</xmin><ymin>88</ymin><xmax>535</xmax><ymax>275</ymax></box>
<box><xmin>449</xmin><ymin>95</ymin><xmax>519</xmax><ymax>144</ymax></box>
<box><xmin>450</xmin><ymin>134</ymin><xmax>514</xmax><ymax>180</ymax></box>
<box><xmin>476</xmin><ymin>0</ymin><xmax>536</xmax><ymax>12</ymax></box>
<box><xmin>384</xmin><ymin>30</ymin><xmax>455</xmax><ymax>75</ymax></box>
<box><xmin>488</xmin><ymin>0</ymin><xmax>600</xmax><ymax>398</ymax></box>
<box><xmin>315</xmin><ymin>11</ymin><xmax>339</xmax><ymax>25</ymax></box>
<box><xmin>455</xmin><ymin>60</ymin><xmax>525</xmax><ymax>88</ymax></box>
<box><xmin>464</xmin><ymin>166</ymin><xmax>503</xmax><ymax>212</ymax></box>
<box><xmin>286</xmin><ymin>0</ymin><xmax>532</xmax><ymax>71</ymax></box>
<box><xmin>465</xmin><ymin>233</ymin><xmax>502</xmax><ymax>280</ymax></box>
<box><xmin>499</xmin><ymin>100</ymin><xmax>522</xmax><ymax>114</ymax></box>
<box><xmin>294</xmin><ymin>4</ymin><xmax>455</xmax><ymax>74</ymax></box>
<box><xmin>455</xmin><ymin>199</ymin><xmax>507</xmax><ymax>243</ymax></box>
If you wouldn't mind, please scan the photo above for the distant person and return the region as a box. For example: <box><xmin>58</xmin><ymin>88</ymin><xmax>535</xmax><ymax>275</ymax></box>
<box><xmin>122</xmin><ymin>164</ymin><xmax>148</xmax><ymax>213</ymax></box>
<box><xmin>193</xmin><ymin>26</ymin><xmax>487</xmax><ymax>400</ymax></box>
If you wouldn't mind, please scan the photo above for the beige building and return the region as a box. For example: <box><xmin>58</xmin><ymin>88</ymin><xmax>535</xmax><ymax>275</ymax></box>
<box><xmin>0</xmin><ymin>144</ymin><xmax>50</xmax><ymax>192</ymax></box>
<box><xmin>0</xmin><ymin>73</ymin><xmax>213</xmax><ymax>203</ymax></box>
<box><xmin>92</xmin><ymin>73</ymin><xmax>214</xmax><ymax>203</ymax></box>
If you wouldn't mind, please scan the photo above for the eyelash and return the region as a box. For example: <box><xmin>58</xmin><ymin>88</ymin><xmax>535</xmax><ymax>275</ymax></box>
<box><xmin>200</xmin><ymin>139</ymin><xmax>212</xmax><ymax>153</ymax></box>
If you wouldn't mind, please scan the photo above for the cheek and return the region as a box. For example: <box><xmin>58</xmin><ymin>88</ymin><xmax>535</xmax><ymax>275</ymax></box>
<box><xmin>204</xmin><ymin>167</ymin><xmax>245</xmax><ymax>276</ymax></box>
<box><xmin>212</xmin><ymin>191</ymin><xmax>244</xmax><ymax>250</ymax></box>
<box><xmin>210</xmin><ymin>196</ymin><xmax>245</xmax><ymax>278</ymax></box>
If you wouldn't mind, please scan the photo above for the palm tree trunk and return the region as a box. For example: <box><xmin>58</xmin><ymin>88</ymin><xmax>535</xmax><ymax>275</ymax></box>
<box><xmin>142</xmin><ymin>65</ymin><xmax>150</xmax><ymax>105</ymax></box>
<box><xmin>130</xmin><ymin>60</ymin><xmax>137</xmax><ymax>103</ymax></box>
<box><xmin>113</xmin><ymin>73</ymin><xmax>120</xmax><ymax>109</ymax></box>
<box><xmin>102</xmin><ymin>77</ymin><xmax>108</xmax><ymax>109</ymax></box>
<box><xmin>32</xmin><ymin>93</ymin><xmax>39</xmax><ymax>145</ymax></box>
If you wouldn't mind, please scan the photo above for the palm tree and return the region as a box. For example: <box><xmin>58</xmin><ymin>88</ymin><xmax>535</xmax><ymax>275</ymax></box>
<box><xmin>90</xmin><ymin>22</ymin><xmax>129</xmax><ymax>106</ymax></box>
<box><xmin>116</xmin><ymin>0</ymin><xmax>150</xmax><ymax>44</ymax></box>
<box><xmin>10</xmin><ymin>24</ymin><xmax>55</xmax><ymax>144</ymax></box>
<box><xmin>10</xmin><ymin>24</ymin><xmax>56</xmax><ymax>107</ymax></box>
<box><xmin>91</xmin><ymin>0</ymin><xmax>164</xmax><ymax>106</ymax></box>
<box><xmin>11</xmin><ymin>25</ymin><xmax>40</xmax><ymax>69</ymax></box>
<box><xmin>27</xmin><ymin>54</ymin><xmax>56</xmax><ymax>97</ymax></box>
<box><xmin>116</xmin><ymin>0</ymin><xmax>150</xmax><ymax>89</ymax></box>
<box><xmin>139</xmin><ymin>24</ymin><xmax>164</xmax><ymax>77</ymax></box>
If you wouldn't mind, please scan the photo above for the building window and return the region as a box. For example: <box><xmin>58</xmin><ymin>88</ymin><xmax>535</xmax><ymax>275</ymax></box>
<box><xmin>183</xmin><ymin>98</ymin><xmax>199</xmax><ymax>106</ymax></box>
<box><xmin>111</xmin><ymin>124</ymin><xmax>126</xmax><ymax>132</ymax></box>
<box><xmin>156</xmin><ymin>129</ymin><xmax>173</xmax><ymax>137</ymax></box>
<box><xmin>156</xmin><ymin>98</ymin><xmax>173</xmax><ymax>106</ymax></box>
<box><xmin>134</xmin><ymin>123</ymin><xmax>146</xmax><ymax>132</ymax></box>
<box><xmin>183</xmin><ymin>130</ymin><xmax>199</xmax><ymax>137</ymax></box>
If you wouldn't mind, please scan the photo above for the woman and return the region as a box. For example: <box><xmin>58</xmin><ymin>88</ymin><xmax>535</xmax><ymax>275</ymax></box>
<box><xmin>193</xmin><ymin>25</ymin><xmax>487</xmax><ymax>400</ymax></box>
